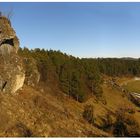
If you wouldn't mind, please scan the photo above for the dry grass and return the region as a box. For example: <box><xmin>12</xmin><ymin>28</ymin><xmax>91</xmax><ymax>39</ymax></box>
<box><xmin>123</xmin><ymin>80</ymin><xmax>140</xmax><ymax>93</ymax></box>
<box><xmin>0</xmin><ymin>85</ymin><xmax>109</xmax><ymax>137</ymax></box>
<box><xmin>0</xmin><ymin>76</ymin><xmax>140</xmax><ymax>137</ymax></box>
<box><xmin>102</xmin><ymin>84</ymin><xmax>135</xmax><ymax>110</ymax></box>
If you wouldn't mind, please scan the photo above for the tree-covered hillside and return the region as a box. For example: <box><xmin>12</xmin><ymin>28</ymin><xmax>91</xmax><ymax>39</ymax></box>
<box><xmin>18</xmin><ymin>47</ymin><xmax>140</xmax><ymax>102</ymax></box>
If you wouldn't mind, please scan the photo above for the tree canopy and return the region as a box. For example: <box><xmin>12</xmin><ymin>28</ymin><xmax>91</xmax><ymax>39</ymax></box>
<box><xmin>18</xmin><ymin>47</ymin><xmax>140</xmax><ymax>102</ymax></box>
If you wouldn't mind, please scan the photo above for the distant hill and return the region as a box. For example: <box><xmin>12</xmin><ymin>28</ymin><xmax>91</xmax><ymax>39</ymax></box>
<box><xmin>121</xmin><ymin>57</ymin><xmax>138</xmax><ymax>60</ymax></box>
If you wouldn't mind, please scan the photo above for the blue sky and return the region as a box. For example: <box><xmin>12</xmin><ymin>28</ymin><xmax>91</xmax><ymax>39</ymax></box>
<box><xmin>1</xmin><ymin>2</ymin><xmax>140</xmax><ymax>58</ymax></box>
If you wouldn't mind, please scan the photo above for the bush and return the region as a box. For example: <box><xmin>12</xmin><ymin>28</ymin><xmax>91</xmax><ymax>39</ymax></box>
<box><xmin>113</xmin><ymin>107</ymin><xmax>140</xmax><ymax>137</ymax></box>
<box><xmin>5</xmin><ymin>122</ymin><xmax>33</xmax><ymax>137</ymax></box>
<box><xmin>83</xmin><ymin>105</ymin><xmax>95</xmax><ymax>124</ymax></box>
<box><xmin>101</xmin><ymin>111</ymin><xmax>113</xmax><ymax>131</ymax></box>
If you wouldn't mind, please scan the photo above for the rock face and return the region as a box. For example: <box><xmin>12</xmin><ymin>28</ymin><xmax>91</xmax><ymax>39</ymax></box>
<box><xmin>23</xmin><ymin>58</ymin><xmax>40</xmax><ymax>87</ymax></box>
<box><xmin>0</xmin><ymin>16</ymin><xmax>25</xmax><ymax>94</ymax></box>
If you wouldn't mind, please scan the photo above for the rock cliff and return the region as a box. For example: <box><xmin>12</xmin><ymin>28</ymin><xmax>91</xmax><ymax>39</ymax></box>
<box><xmin>0</xmin><ymin>15</ymin><xmax>25</xmax><ymax>94</ymax></box>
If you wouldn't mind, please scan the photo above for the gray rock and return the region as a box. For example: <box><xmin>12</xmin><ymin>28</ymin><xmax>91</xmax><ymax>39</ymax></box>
<box><xmin>0</xmin><ymin>16</ymin><xmax>25</xmax><ymax>94</ymax></box>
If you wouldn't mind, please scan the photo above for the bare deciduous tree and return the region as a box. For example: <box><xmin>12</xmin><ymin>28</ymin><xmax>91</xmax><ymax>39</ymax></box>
<box><xmin>0</xmin><ymin>8</ymin><xmax>14</xmax><ymax>20</ymax></box>
<box><xmin>6</xmin><ymin>8</ymin><xmax>13</xmax><ymax>20</ymax></box>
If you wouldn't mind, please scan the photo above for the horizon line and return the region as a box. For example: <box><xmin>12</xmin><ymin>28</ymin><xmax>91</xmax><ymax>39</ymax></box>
<box><xmin>20</xmin><ymin>47</ymin><xmax>140</xmax><ymax>59</ymax></box>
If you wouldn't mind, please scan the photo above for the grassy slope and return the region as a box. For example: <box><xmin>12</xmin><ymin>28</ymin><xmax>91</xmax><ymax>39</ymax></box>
<box><xmin>123</xmin><ymin>80</ymin><xmax>140</xmax><ymax>93</ymax></box>
<box><xmin>0</xmin><ymin>78</ymin><xmax>140</xmax><ymax>137</ymax></box>
<box><xmin>103</xmin><ymin>84</ymin><xmax>135</xmax><ymax>110</ymax></box>
<box><xmin>0</xmin><ymin>85</ymin><xmax>109</xmax><ymax>137</ymax></box>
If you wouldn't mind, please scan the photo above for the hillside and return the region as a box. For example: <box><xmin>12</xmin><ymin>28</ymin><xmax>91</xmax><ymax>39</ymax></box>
<box><xmin>1</xmin><ymin>76</ymin><xmax>140</xmax><ymax>137</ymax></box>
<box><xmin>1</xmin><ymin>14</ymin><xmax>140</xmax><ymax>137</ymax></box>
<box><xmin>0</xmin><ymin>84</ymin><xmax>109</xmax><ymax>137</ymax></box>
<box><xmin>16</xmin><ymin>49</ymin><xmax>140</xmax><ymax>137</ymax></box>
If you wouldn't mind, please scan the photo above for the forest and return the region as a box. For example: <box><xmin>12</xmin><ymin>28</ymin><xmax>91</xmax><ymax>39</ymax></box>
<box><xmin>18</xmin><ymin>47</ymin><xmax>140</xmax><ymax>102</ymax></box>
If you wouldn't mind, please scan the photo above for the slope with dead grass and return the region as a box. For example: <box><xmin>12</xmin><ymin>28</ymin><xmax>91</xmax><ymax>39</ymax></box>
<box><xmin>0</xmin><ymin>76</ymin><xmax>140</xmax><ymax>137</ymax></box>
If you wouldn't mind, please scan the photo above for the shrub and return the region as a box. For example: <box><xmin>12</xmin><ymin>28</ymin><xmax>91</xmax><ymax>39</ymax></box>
<box><xmin>101</xmin><ymin>111</ymin><xmax>113</xmax><ymax>131</ymax></box>
<box><xmin>113</xmin><ymin>107</ymin><xmax>140</xmax><ymax>137</ymax></box>
<box><xmin>15</xmin><ymin>123</ymin><xmax>33</xmax><ymax>137</ymax></box>
<box><xmin>83</xmin><ymin>105</ymin><xmax>95</xmax><ymax>124</ymax></box>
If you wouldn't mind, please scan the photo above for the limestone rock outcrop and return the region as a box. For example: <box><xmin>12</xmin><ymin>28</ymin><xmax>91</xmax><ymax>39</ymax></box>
<box><xmin>0</xmin><ymin>16</ymin><xmax>19</xmax><ymax>53</ymax></box>
<box><xmin>0</xmin><ymin>16</ymin><xmax>25</xmax><ymax>94</ymax></box>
